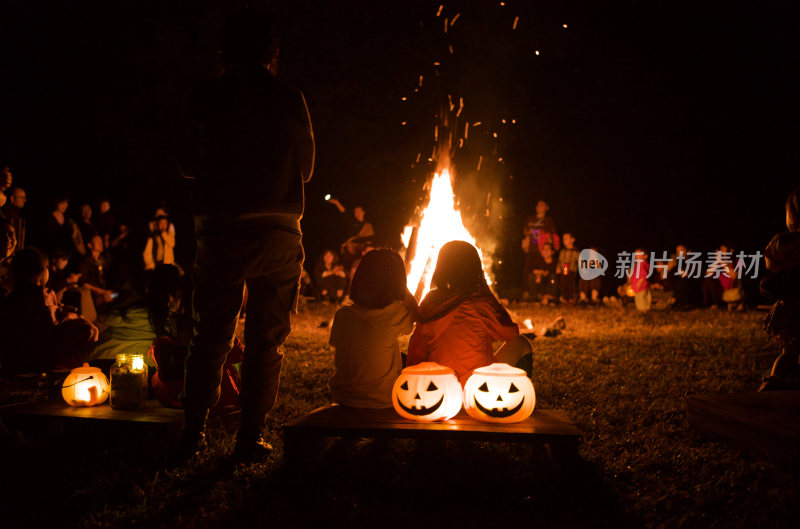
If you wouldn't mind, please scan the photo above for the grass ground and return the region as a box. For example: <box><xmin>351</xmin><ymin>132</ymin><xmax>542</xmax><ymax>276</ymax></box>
<box><xmin>2</xmin><ymin>302</ymin><xmax>798</xmax><ymax>528</ymax></box>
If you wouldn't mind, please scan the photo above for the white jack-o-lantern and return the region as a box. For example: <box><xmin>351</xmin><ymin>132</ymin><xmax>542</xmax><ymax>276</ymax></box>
<box><xmin>62</xmin><ymin>363</ymin><xmax>110</xmax><ymax>407</ymax></box>
<box><xmin>463</xmin><ymin>363</ymin><xmax>535</xmax><ymax>423</ymax></box>
<box><xmin>392</xmin><ymin>362</ymin><xmax>463</xmax><ymax>421</ymax></box>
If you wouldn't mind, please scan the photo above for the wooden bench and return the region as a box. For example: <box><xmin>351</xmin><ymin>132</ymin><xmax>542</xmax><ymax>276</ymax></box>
<box><xmin>687</xmin><ymin>391</ymin><xmax>800</xmax><ymax>465</ymax></box>
<box><xmin>283</xmin><ymin>405</ymin><xmax>581</xmax><ymax>469</ymax></box>
<box><xmin>0</xmin><ymin>399</ymin><xmax>184</xmax><ymax>443</ymax></box>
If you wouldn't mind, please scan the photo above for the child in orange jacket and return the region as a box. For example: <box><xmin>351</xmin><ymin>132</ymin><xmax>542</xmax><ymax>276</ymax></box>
<box><xmin>407</xmin><ymin>240</ymin><xmax>532</xmax><ymax>384</ymax></box>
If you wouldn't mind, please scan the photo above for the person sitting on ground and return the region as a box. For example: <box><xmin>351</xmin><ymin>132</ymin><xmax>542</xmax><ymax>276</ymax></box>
<box><xmin>0</xmin><ymin>165</ymin><xmax>12</xmax><ymax>211</ymax></box>
<box><xmin>759</xmin><ymin>186</ymin><xmax>800</xmax><ymax>391</ymax></box>
<box><xmin>578</xmin><ymin>246</ymin><xmax>603</xmax><ymax>305</ymax></box>
<box><xmin>93</xmin><ymin>198</ymin><xmax>116</xmax><ymax>247</ymax></box>
<box><xmin>630</xmin><ymin>247</ymin><xmax>652</xmax><ymax>312</ymax></box>
<box><xmin>2</xmin><ymin>186</ymin><xmax>26</xmax><ymax>249</ymax></box>
<box><xmin>77</xmin><ymin>203</ymin><xmax>98</xmax><ymax>247</ymax></box>
<box><xmin>702</xmin><ymin>243</ymin><xmax>733</xmax><ymax>308</ymax></box>
<box><xmin>408</xmin><ymin>240</ymin><xmax>533</xmax><ymax>384</ymax></box>
<box><xmin>313</xmin><ymin>249</ymin><xmax>347</xmax><ymax>303</ymax></box>
<box><xmin>522</xmin><ymin>200</ymin><xmax>560</xmax><ymax>299</ymax></box>
<box><xmin>79</xmin><ymin>234</ymin><xmax>115</xmax><ymax>312</ymax></box>
<box><xmin>666</xmin><ymin>244</ymin><xmax>696</xmax><ymax>309</ymax></box>
<box><xmin>42</xmin><ymin>196</ymin><xmax>85</xmax><ymax>258</ymax></box>
<box><xmin>557</xmin><ymin>233</ymin><xmax>579</xmax><ymax>304</ymax></box>
<box><xmin>46</xmin><ymin>249</ymin><xmax>80</xmax><ymax>302</ymax></box>
<box><xmin>329</xmin><ymin>248</ymin><xmax>419</xmax><ymax>408</ymax></box>
<box><xmin>143</xmin><ymin>214</ymin><xmax>176</xmax><ymax>271</ymax></box>
<box><xmin>719</xmin><ymin>245</ymin><xmax>745</xmax><ymax>310</ymax></box>
<box><xmin>0</xmin><ymin>247</ymin><xmax>98</xmax><ymax>375</ymax></box>
<box><xmin>0</xmin><ymin>218</ymin><xmax>17</xmax><ymax>297</ymax></box>
<box><xmin>530</xmin><ymin>242</ymin><xmax>559</xmax><ymax>305</ymax></box>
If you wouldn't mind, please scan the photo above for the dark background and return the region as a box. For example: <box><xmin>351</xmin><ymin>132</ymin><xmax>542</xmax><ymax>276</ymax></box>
<box><xmin>0</xmin><ymin>0</ymin><xmax>797</xmax><ymax>291</ymax></box>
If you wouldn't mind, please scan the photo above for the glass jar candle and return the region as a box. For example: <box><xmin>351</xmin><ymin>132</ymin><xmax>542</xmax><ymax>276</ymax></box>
<box><xmin>110</xmin><ymin>353</ymin><xmax>148</xmax><ymax>410</ymax></box>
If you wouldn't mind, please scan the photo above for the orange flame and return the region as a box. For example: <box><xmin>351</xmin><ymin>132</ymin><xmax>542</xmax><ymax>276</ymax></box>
<box><xmin>403</xmin><ymin>167</ymin><xmax>490</xmax><ymax>299</ymax></box>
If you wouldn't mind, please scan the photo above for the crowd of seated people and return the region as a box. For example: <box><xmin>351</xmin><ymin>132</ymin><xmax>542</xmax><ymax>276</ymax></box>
<box><xmin>0</xmin><ymin>166</ymin><xmax>189</xmax><ymax>379</ymax></box>
<box><xmin>521</xmin><ymin>199</ymin><xmax>754</xmax><ymax>312</ymax></box>
<box><xmin>0</xmin><ymin>164</ymin><xmax>773</xmax><ymax>398</ymax></box>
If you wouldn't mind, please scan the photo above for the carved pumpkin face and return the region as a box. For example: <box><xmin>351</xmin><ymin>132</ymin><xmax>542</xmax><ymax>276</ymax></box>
<box><xmin>463</xmin><ymin>363</ymin><xmax>535</xmax><ymax>423</ymax></box>
<box><xmin>62</xmin><ymin>363</ymin><xmax>110</xmax><ymax>407</ymax></box>
<box><xmin>392</xmin><ymin>362</ymin><xmax>463</xmax><ymax>421</ymax></box>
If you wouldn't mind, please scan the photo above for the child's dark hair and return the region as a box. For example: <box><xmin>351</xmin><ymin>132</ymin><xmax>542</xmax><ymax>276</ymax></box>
<box><xmin>431</xmin><ymin>240</ymin><xmax>485</xmax><ymax>294</ymax></box>
<box><xmin>349</xmin><ymin>249</ymin><xmax>407</xmax><ymax>309</ymax></box>
<box><xmin>11</xmin><ymin>247</ymin><xmax>48</xmax><ymax>285</ymax></box>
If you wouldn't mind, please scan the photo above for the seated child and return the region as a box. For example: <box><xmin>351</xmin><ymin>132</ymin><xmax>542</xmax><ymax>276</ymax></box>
<box><xmin>557</xmin><ymin>233</ymin><xmax>579</xmax><ymax>303</ymax></box>
<box><xmin>760</xmin><ymin>186</ymin><xmax>800</xmax><ymax>390</ymax></box>
<box><xmin>329</xmin><ymin>248</ymin><xmax>419</xmax><ymax>408</ymax></box>
<box><xmin>407</xmin><ymin>240</ymin><xmax>532</xmax><ymax>385</ymax></box>
<box><xmin>314</xmin><ymin>249</ymin><xmax>348</xmax><ymax>303</ymax></box>
<box><xmin>530</xmin><ymin>242</ymin><xmax>559</xmax><ymax>305</ymax></box>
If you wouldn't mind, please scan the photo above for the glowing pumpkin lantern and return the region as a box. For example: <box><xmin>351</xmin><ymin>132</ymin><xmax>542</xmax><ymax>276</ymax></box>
<box><xmin>392</xmin><ymin>362</ymin><xmax>462</xmax><ymax>421</ymax></box>
<box><xmin>61</xmin><ymin>363</ymin><xmax>110</xmax><ymax>407</ymax></box>
<box><xmin>463</xmin><ymin>363</ymin><xmax>535</xmax><ymax>423</ymax></box>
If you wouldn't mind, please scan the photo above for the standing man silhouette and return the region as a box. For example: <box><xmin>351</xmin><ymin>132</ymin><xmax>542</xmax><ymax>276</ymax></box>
<box><xmin>179</xmin><ymin>8</ymin><xmax>314</xmax><ymax>462</ymax></box>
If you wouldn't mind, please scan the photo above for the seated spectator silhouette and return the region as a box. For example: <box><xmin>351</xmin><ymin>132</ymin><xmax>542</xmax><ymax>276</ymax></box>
<box><xmin>529</xmin><ymin>242</ymin><xmax>559</xmax><ymax>305</ymax></box>
<box><xmin>94</xmin><ymin>198</ymin><xmax>116</xmax><ymax>247</ymax></box>
<box><xmin>557</xmin><ymin>233</ymin><xmax>579</xmax><ymax>303</ymax></box>
<box><xmin>313</xmin><ymin>249</ymin><xmax>347</xmax><ymax>303</ymax></box>
<box><xmin>46</xmin><ymin>248</ymin><xmax>81</xmax><ymax>303</ymax></box>
<box><xmin>522</xmin><ymin>200</ymin><xmax>560</xmax><ymax>299</ymax></box>
<box><xmin>666</xmin><ymin>244</ymin><xmax>701</xmax><ymax>310</ymax></box>
<box><xmin>2</xmin><ymin>186</ymin><xmax>26</xmax><ymax>249</ymax></box>
<box><xmin>77</xmin><ymin>203</ymin><xmax>98</xmax><ymax>246</ymax></box>
<box><xmin>578</xmin><ymin>246</ymin><xmax>604</xmax><ymax>305</ymax></box>
<box><xmin>0</xmin><ymin>165</ymin><xmax>11</xmax><ymax>211</ymax></box>
<box><xmin>0</xmin><ymin>247</ymin><xmax>98</xmax><ymax>375</ymax></box>
<box><xmin>703</xmin><ymin>243</ymin><xmax>735</xmax><ymax>308</ymax></box>
<box><xmin>1</xmin><ymin>218</ymin><xmax>18</xmax><ymax>297</ymax></box>
<box><xmin>79</xmin><ymin>234</ymin><xmax>115</xmax><ymax>313</ymax></box>
<box><xmin>44</xmin><ymin>196</ymin><xmax>86</xmax><ymax>258</ymax></box>
<box><xmin>760</xmin><ymin>186</ymin><xmax>800</xmax><ymax>390</ymax></box>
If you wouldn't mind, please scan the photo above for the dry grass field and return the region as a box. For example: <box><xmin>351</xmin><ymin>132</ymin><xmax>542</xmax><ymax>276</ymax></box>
<box><xmin>3</xmin><ymin>302</ymin><xmax>799</xmax><ymax>529</ymax></box>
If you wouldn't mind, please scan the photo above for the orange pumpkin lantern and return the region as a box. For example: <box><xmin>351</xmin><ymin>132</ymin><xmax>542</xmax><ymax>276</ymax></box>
<box><xmin>463</xmin><ymin>363</ymin><xmax>535</xmax><ymax>423</ymax></box>
<box><xmin>392</xmin><ymin>362</ymin><xmax>462</xmax><ymax>421</ymax></box>
<box><xmin>61</xmin><ymin>363</ymin><xmax>110</xmax><ymax>407</ymax></box>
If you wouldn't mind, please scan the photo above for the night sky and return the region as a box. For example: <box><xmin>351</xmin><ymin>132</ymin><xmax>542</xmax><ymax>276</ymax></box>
<box><xmin>1</xmin><ymin>0</ymin><xmax>797</xmax><ymax>289</ymax></box>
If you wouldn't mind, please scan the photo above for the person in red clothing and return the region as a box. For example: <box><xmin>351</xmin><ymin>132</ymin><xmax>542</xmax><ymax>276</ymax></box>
<box><xmin>407</xmin><ymin>240</ymin><xmax>533</xmax><ymax>384</ymax></box>
<box><xmin>630</xmin><ymin>247</ymin><xmax>651</xmax><ymax>311</ymax></box>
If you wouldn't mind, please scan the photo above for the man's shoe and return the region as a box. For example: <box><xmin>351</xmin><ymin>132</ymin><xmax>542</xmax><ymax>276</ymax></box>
<box><xmin>233</xmin><ymin>435</ymin><xmax>273</xmax><ymax>464</ymax></box>
<box><xmin>165</xmin><ymin>429</ymin><xmax>207</xmax><ymax>467</ymax></box>
<box><xmin>182</xmin><ymin>429</ymin><xmax>208</xmax><ymax>458</ymax></box>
